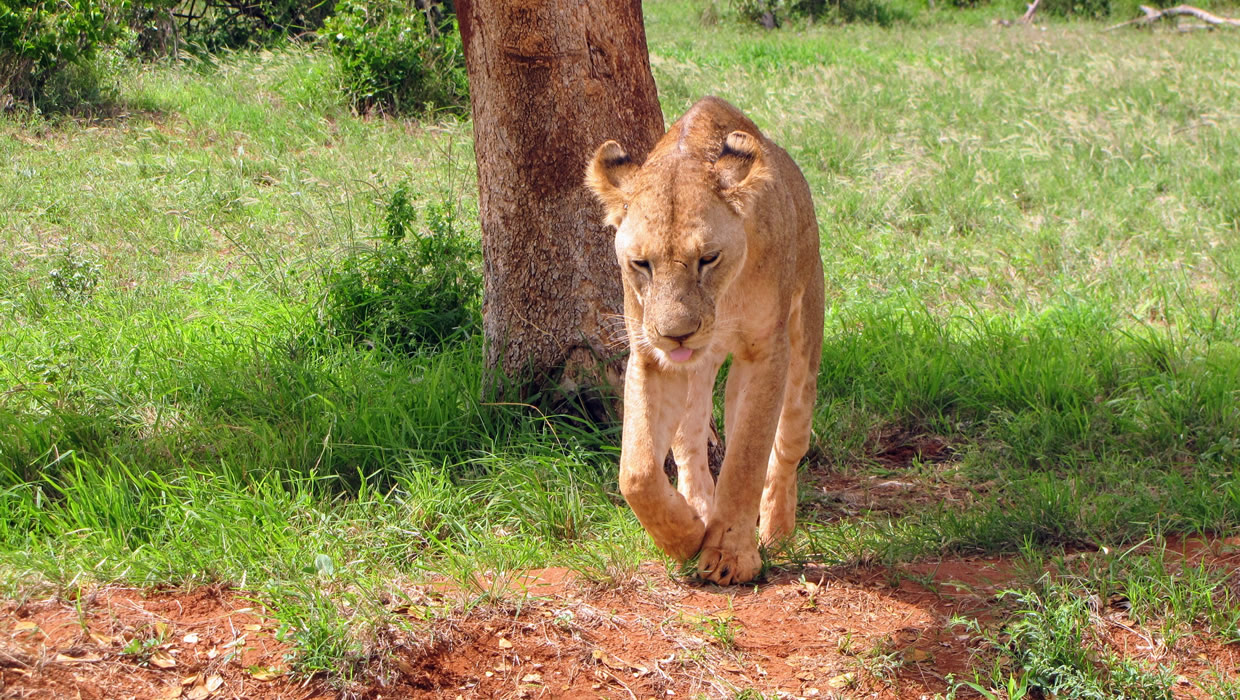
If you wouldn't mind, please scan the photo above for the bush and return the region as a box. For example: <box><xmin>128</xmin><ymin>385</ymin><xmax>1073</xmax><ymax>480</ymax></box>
<box><xmin>322</xmin><ymin>188</ymin><xmax>480</xmax><ymax>353</ymax></box>
<box><xmin>732</xmin><ymin>0</ymin><xmax>912</xmax><ymax>27</ymax></box>
<box><xmin>121</xmin><ymin>0</ymin><xmax>178</xmax><ymax>58</ymax></box>
<box><xmin>48</xmin><ymin>247</ymin><xmax>102</xmax><ymax>300</ymax></box>
<box><xmin>1038</xmin><ymin>0</ymin><xmax>1111</xmax><ymax>17</ymax></box>
<box><xmin>0</xmin><ymin>0</ymin><xmax>125</xmax><ymax>109</ymax></box>
<box><xmin>171</xmin><ymin>0</ymin><xmax>338</xmax><ymax>51</ymax></box>
<box><xmin>799</xmin><ymin>0</ymin><xmax>912</xmax><ymax>25</ymax></box>
<box><xmin>323</xmin><ymin>0</ymin><xmax>467</xmax><ymax>116</ymax></box>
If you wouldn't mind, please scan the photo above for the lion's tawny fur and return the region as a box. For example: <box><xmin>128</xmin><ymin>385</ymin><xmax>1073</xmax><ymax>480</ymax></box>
<box><xmin>587</xmin><ymin>97</ymin><xmax>824</xmax><ymax>585</ymax></box>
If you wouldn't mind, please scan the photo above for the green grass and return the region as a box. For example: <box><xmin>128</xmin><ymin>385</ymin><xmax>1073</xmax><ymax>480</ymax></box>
<box><xmin>3</xmin><ymin>0</ymin><xmax>1240</xmax><ymax>689</ymax></box>
<box><xmin>955</xmin><ymin>540</ymin><xmax>1240</xmax><ymax>698</ymax></box>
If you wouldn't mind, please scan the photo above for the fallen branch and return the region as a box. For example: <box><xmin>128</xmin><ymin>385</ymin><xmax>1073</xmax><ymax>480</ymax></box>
<box><xmin>1106</xmin><ymin>4</ymin><xmax>1240</xmax><ymax>30</ymax></box>
<box><xmin>1019</xmin><ymin>0</ymin><xmax>1042</xmax><ymax>23</ymax></box>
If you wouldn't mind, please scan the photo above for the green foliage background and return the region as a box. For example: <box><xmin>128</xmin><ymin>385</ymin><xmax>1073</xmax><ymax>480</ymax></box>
<box><xmin>0</xmin><ymin>0</ymin><xmax>125</xmax><ymax>107</ymax></box>
<box><xmin>323</xmin><ymin>0</ymin><xmax>467</xmax><ymax>115</ymax></box>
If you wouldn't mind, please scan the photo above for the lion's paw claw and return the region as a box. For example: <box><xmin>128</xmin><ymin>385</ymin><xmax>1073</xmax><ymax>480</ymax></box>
<box><xmin>697</xmin><ymin>543</ymin><xmax>761</xmax><ymax>586</ymax></box>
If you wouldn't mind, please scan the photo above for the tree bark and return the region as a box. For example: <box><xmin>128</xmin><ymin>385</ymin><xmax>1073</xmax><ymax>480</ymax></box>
<box><xmin>457</xmin><ymin>0</ymin><xmax>665</xmax><ymax>411</ymax></box>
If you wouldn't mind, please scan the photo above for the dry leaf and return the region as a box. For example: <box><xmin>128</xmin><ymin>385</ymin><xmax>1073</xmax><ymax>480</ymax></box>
<box><xmin>497</xmin><ymin>637</ymin><xmax>513</xmax><ymax>649</ymax></box>
<box><xmin>150</xmin><ymin>650</ymin><xmax>177</xmax><ymax>669</ymax></box>
<box><xmin>905</xmin><ymin>647</ymin><xmax>932</xmax><ymax>663</ymax></box>
<box><xmin>55</xmin><ymin>651</ymin><xmax>103</xmax><ymax>663</ymax></box>
<box><xmin>185</xmin><ymin>684</ymin><xmax>209</xmax><ymax>700</ymax></box>
<box><xmin>719</xmin><ymin>661</ymin><xmax>743</xmax><ymax>673</ymax></box>
<box><xmin>521</xmin><ymin>673</ymin><xmax>542</xmax><ymax>684</ymax></box>
<box><xmin>249</xmin><ymin>666</ymin><xmax>284</xmax><ymax>681</ymax></box>
<box><xmin>89</xmin><ymin>632</ymin><xmax>116</xmax><ymax>647</ymax></box>
<box><xmin>243</xmin><ymin>624</ymin><xmax>262</xmax><ymax>632</ymax></box>
<box><xmin>591</xmin><ymin>649</ymin><xmax>627</xmax><ymax>671</ymax></box>
<box><xmin>206</xmin><ymin>647</ymin><xmax>219</xmax><ymax>660</ymax></box>
<box><xmin>795</xmin><ymin>671</ymin><xmax>815</xmax><ymax>681</ymax></box>
<box><xmin>181</xmin><ymin>674</ymin><xmax>200</xmax><ymax>686</ymax></box>
<box><xmin>205</xmin><ymin>674</ymin><xmax>224</xmax><ymax>692</ymax></box>
<box><xmin>156</xmin><ymin>685</ymin><xmax>183</xmax><ymax>700</ymax></box>
<box><xmin>182</xmin><ymin>633</ymin><xmax>200</xmax><ymax>644</ymax></box>
<box><xmin>826</xmin><ymin>672</ymin><xmax>855</xmax><ymax>689</ymax></box>
<box><xmin>13</xmin><ymin>621</ymin><xmax>40</xmax><ymax>634</ymax></box>
<box><xmin>154</xmin><ymin>622</ymin><xmax>170</xmax><ymax>639</ymax></box>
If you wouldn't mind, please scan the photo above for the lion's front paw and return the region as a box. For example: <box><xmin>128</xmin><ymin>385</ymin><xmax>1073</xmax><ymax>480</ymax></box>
<box><xmin>650</xmin><ymin>519</ymin><xmax>706</xmax><ymax>563</ymax></box>
<box><xmin>696</xmin><ymin>524</ymin><xmax>762</xmax><ymax>585</ymax></box>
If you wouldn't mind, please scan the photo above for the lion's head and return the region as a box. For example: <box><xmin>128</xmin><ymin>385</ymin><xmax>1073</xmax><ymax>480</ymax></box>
<box><xmin>586</xmin><ymin>130</ymin><xmax>770</xmax><ymax>367</ymax></box>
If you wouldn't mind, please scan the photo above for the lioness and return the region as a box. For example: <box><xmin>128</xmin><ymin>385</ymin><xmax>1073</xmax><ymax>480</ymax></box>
<box><xmin>586</xmin><ymin>97</ymin><xmax>824</xmax><ymax>585</ymax></box>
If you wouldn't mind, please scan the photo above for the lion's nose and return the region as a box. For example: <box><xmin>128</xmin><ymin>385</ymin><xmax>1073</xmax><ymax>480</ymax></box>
<box><xmin>659</xmin><ymin>321</ymin><xmax>701</xmax><ymax>344</ymax></box>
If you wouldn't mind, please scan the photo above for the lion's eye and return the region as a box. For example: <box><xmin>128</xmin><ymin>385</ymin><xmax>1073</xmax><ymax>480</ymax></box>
<box><xmin>631</xmin><ymin>259</ymin><xmax>651</xmax><ymax>273</ymax></box>
<box><xmin>700</xmin><ymin>252</ymin><xmax>720</xmax><ymax>267</ymax></box>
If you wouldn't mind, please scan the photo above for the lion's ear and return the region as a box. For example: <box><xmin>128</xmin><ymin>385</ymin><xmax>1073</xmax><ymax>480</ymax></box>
<box><xmin>586</xmin><ymin>140</ymin><xmax>640</xmax><ymax>228</ymax></box>
<box><xmin>714</xmin><ymin>130</ymin><xmax>770</xmax><ymax>214</ymax></box>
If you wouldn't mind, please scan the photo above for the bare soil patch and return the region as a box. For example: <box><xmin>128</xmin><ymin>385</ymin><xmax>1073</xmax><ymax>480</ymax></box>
<box><xmin>4</xmin><ymin>537</ymin><xmax>1239</xmax><ymax>699</ymax></box>
<box><xmin>1</xmin><ymin>584</ymin><xmax>320</xmax><ymax>700</ymax></box>
<box><xmin>363</xmin><ymin>560</ymin><xmax>998</xmax><ymax>698</ymax></box>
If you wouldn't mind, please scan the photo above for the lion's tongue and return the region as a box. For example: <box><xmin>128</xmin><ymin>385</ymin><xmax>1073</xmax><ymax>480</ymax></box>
<box><xmin>667</xmin><ymin>347</ymin><xmax>694</xmax><ymax>363</ymax></box>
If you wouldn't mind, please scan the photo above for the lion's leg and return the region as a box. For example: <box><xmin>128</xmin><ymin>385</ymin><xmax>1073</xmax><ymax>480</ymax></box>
<box><xmin>698</xmin><ymin>350</ymin><xmax>788</xmax><ymax>585</ymax></box>
<box><xmin>620</xmin><ymin>357</ymin><xmax>707</xmax><ymax>562</ymax></box>
<box><xmin>671</xmin><ymin>361</ymin><xmax>721</xmax><ymax>523</ymax></box>
<box><xmin>759</xmin><ymin>293</ymin><xmax>820</xmax><ymax>546</ymax></box>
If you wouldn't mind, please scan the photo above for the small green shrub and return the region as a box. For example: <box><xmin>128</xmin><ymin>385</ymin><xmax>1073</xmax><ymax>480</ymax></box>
<box><xmin>1039</xmin><ymin>0</ymin><xmax>1111</xmax><ymax>17</ymax></box>
<box><xmin>730</xmin><ymin>0</ymin><xmax>782</xmax><ymax>24</ymax></box>
<box><xmin>170</xmin><ymin>0</ymin><xmax>337</xmax><ymax>51</ymax></box>
<box><xmin>792</xmin><ymin>0</ymin><xmax>912</xmax><ymax>25</ymax></box>
<box><xmin>120</xmin><ymin>0</ymin><xmax>178</xmax><ymax>58</ymax></box>
<box><xmin>0</xmin><ymin>0</ymin><xmax>125</xmax><ymax>109</ymax></box>
<box><xmin>48</xmin><ymin>247</ymin><xmax>102</xmax><ymax>300</ymax></box>
<box><xmin>945</xmin><ymin>0</ymin><xmax>988</xmax><ymax>9</ymax></box>
<box><xmin>322</xmin><ymin>188</ymin><xmax>480</xmax><ymax>353</ymax></box>
<box><xmin>731</xmin><ymin>0</ymin><xmax>912</xmax><ymax>27</ymax></box>
<box><xmin>323</xmin><ymin>0</ymin><xmax>467</xmax><ymax>116</ymax></box>
<box><xmin>990</xmin><ymin>589</ymin><xmax>1176</xmax><ymax>698</ymax></box>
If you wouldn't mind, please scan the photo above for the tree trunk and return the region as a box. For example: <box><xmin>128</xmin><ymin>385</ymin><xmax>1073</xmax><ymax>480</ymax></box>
<box><xmin>457</xmin><ymin>0</ymin><xmax>664</xmax><ymax>412</ymax></box>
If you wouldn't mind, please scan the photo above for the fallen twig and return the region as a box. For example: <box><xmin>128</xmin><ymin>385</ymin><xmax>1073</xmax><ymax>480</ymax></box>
<box><xmin>1020</xmin><ymin>0</ymin><xmax>1042</xmax><ymax>23</ymax></box>
<box><xmin>1106</xmin><ymin>4</ymin><xmax>1240</xmax><ymax>30</ymax></box>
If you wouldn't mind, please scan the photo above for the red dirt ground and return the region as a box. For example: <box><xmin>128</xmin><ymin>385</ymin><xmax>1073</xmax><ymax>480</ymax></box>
<box><xmin>4</xmin><ymin>537</ymin><xmax>1239</xmax><ymax>700</ymax></box>
<box><xmin>1</xmin><ymin>584</ymin><xmax>316</xmax><ymax>700</ymax></box>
